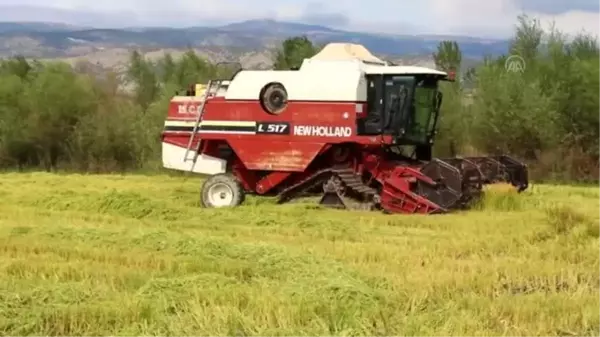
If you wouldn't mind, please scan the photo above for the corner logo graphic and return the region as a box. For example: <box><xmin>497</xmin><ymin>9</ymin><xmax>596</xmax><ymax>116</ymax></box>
<box><xmin>505</xmin><ymin>55</ymin><xmax>526</xmax><ymax>73</ymax></box>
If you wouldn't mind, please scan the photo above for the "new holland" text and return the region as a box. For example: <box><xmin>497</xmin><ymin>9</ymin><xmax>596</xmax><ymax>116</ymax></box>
<box><xmin>293</xmin><ymin>125</ymin><xmax>352</xmax><ymax>137</ymax></box>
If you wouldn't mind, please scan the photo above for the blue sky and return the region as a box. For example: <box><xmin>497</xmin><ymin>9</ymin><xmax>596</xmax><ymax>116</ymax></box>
<box><xmin>1</xmin><ymin>0</ymin><xmax>598</xmax><ymax>37</ymax></box>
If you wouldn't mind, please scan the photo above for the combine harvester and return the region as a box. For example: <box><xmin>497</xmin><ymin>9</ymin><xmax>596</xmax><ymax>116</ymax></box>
<box><xmin>161</xmin><ymin>43</ymin><xmax>528</xmax><ymax>214</ymax></box>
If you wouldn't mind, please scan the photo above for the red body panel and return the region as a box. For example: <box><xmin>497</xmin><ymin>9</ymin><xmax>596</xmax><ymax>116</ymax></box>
<box><xmin>227</xmin><ymin>139</ymin><xmax>324</xmax><ymax>171</ymax></box>
<box><xmin>167</xmin><ymin>97</ymin><xmax>368</xmax><ymax>121</ymax></box>
<box><xmin>161</xmin><ymin>96</ymin><xmax>446</xmax><ymax>214</ymax></box>
<box><xmin>163</xmin><ymin>98</ymin><xmax>391</xmax><ymax>171</ymax></box>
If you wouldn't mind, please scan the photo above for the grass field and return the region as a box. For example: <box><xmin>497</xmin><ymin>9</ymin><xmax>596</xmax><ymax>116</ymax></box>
<box><xmin>0</xmin><ymin>172</ymin><xmax>598</xmax><ymax>336</ymax></box>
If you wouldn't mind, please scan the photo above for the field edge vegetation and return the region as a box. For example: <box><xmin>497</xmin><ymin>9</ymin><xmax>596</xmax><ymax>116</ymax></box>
<box><xmin>0</xmin><ymin>14</ymin><xmax>596</xmax><ymax>184</ymax></box>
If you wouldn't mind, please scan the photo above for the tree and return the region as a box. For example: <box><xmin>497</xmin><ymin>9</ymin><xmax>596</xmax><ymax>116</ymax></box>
<box><xmin>433</xmin><ymin>40</ymin><xmax>462</xmax><ymax>74</ymax></box>
<box><xmin>509</xmin><ymin>15</ymin><xmax>543</xmax><ymax>64</ymax></box>
<box><xmin>273</xmin><ymin>36</ymin><xmax>318</xmax><ymax>70</ymax></box>
<box><xmin>158</xmin><ymin>52</ymin><xmax>176</xmax><ymax>84</ymax></box>
<box><xmin>569</xmin><ymin>34</ymin><xmax>600</xmax><ymax>60</ymax></box>
<box><xmin>172</xmin><ymin>49</ymin><xmax>216</xmax><ymax>88</ymax></box>
<box><xmin>125</xmin><ymin>50</ymin><xmax>160</xmax><ymax>112</ymax></box>
<box><xmin>432</xmin><ymin>40</ymin><xmax>465</xmax><ymax>157</ymax></box>
<box><xmin>0</xmin><ymin>55</ymin><xmax>33</xmax><ymax>81</ymax></box>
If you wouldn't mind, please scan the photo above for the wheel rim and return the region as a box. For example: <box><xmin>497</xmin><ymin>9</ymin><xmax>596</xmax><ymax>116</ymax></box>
<box><xmin>207</xmin><ymin>183</ymin><xmax>235</xmax><ymax>207</ymax></box>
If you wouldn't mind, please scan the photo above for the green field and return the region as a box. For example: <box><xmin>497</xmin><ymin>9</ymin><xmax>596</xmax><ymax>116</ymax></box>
<box><xmin>0</xmin><ymin>173</ymin><xmax>598</xmax><ymax>336</ymax></box>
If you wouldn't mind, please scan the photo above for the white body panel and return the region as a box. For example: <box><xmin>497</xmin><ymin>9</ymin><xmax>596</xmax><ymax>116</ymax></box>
<box><xmin>162</xmin><ymin>142</ymin><xmax>226</xmax><ymax>175</ymax></box>
<box><xmin>224</xmin><ymin>42</ymin><xmax>448</xmax><ymax>102</ymax></box>
<box><xmin>225</xmin><ymin>67</ymin><xmax>366</xmax><ymax>101</ymax></box>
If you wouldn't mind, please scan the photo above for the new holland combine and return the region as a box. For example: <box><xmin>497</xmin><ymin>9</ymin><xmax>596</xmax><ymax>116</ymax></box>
<box><xmin>161</xmin><ymin>43</ymin><xmax>528</xmax><ymax>214</ymax></box>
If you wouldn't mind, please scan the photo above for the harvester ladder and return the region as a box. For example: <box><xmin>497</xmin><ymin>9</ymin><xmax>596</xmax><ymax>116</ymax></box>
<box><xmin>183</xmin><ymin>80</ymin><xmax>220</xmax><ymax>163</ymax></box>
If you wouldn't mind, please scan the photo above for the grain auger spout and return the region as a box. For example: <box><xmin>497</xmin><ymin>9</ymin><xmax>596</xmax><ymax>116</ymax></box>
<box><xmin>160</xmin><ymin>42</ymin><xmax>530</xmax><ymax>215</ymax></box>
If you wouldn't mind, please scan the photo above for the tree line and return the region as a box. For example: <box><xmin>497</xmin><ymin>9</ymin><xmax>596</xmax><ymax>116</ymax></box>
<box><xmin>433</xmin><ymin>16</ymin><xmax>598</xmax><ymax>182</ymax></box>
<box><xmin>0</xmin><ymin>16</ymin><xmax>597</xmax><ymax>182</ymax></box>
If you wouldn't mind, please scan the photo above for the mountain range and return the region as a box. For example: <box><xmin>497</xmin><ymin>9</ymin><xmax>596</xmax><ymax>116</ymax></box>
<box><xmin>0</xmin><ymin>16</ymin><xmax>512</xmax><ymax>70</ymax></box>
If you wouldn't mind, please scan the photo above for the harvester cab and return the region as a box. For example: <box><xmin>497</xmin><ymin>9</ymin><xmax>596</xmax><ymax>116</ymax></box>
<box><xmin>359</xmin><ymin>66</ymin><xmax>450</xmax><ymax>160</ymax></box>
<box><xmin>161</xmin><ymin>42</ymin><xmax>528</xmax><ymax>214</ymax></box>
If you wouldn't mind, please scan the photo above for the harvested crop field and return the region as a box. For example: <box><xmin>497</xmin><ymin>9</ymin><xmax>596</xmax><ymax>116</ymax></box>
<box><xmin>0</xmin><ymin>172</ymin><xmax>598</xmax><ymax>336</ymax></box>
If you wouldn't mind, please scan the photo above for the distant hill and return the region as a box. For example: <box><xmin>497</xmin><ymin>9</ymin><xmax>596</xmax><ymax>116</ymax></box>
<box><xmin>0</xmin><ymin>22</ymin><xmax>81</xmax><ymax>33</ymax></box>
<box><xmin>0</xmin><ymin>19</ymin><xmax>510</xmax><ymax>70</ymax></box>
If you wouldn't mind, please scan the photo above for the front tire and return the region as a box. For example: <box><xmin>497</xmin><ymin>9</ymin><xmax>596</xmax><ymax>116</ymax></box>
<box><xmin>201</xmin><ymin>174</ymin><xmax>245</xmax><ymax>208</ymax></box>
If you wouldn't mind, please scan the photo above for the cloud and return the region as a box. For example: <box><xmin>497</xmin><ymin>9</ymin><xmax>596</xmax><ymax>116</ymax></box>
<box><xmin>297</xmin><ymin>2</ymin><xmax>350</xmax><ymax>27</ymax></box>
<box><xmin>514</xmin><ymin>0</ymin><xmax>599</xmax><ymax>15</ymax></box>
<box><xmin>0</xmin><ymin>0</ymin><xmax>597</xmax><ymax>38</ymax></box>
<box><xmin>534</xmin><ymin>11</ymin><xmax>600</xmax><ymax>36</ymax></box>
<box><xmin>425</xmin><ymin>0</ymin><xmax>599</xmax><ymax>37</ymax></box>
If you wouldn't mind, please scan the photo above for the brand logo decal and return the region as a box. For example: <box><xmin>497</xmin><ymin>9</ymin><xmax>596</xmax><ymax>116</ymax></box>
<box><xmin>177</xmin><ymin>104</ymin><xmax>200</xmax><ymax>115</ymax></box>
<box><xmin>293</xmin><ymin>125</ymin><xmax>352</xmax><ymax>137</ymax></box>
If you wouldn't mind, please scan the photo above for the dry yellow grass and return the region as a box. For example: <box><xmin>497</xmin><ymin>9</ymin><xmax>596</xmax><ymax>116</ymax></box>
<box><xmin>483</xmin><ymin>182</ymin><xmax>519</xmax><ymax>193</ymax></box>
<box><xmin>0</xmin><ymin>172</ymin><xmax>598</xmax><ymax>336</ymax></box>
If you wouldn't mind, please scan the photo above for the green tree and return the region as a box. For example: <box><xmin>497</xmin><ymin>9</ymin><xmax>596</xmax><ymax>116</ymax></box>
<box><xmin>433</xmin><ymin>40</ymin><xmax>462</xmax><ymax>74</ymax></box>
<box><xmin>432</xmin><ymin>40</ymin><xmax>465</xmax><ymax>157</ymax></box>
<box><xmin>158</xmin><ymin>52</ymin><xmax>176</xmax><ymax>84</ymax></box>
<box><xmin>509</xmin><ymin>15</ymin><xmax>543</xmax><ymax>64</ymax></box>
<box><xmin>469</xmin><ymin>64</ymin><xmax>558</xmax><ymax>159</ymax></box>
<box><xmin>0</xmin><ymin>72</ymin><xmax>31</xmax><ymax>168</ymax></box>
<box><xmin>21</xmin><ymin>62</ymin><xmax>98</xmax><ymax>170</ymax></box>
<box><xmin>172</xmin><ymin>49</ymin><xmax>216</xmax><ymax>88</ymax></box>
<box><xmin>569</xmin><ymin>34</ymin><xmax>600</xmax><ymax>60</ymax></box>
<box><xmin>273</xmin><ymin>36</ymin><xmax>318</xmax><ymax>70</ymax></box>
<box><xmin>0</xmin><ymin>55</ymin><xmax>32</xmax><ymax>80</ymax></box>
<box><xmin>126</xmin><ymin>50</ymin><xmax>160</xmax><ymax>112</ymax></box>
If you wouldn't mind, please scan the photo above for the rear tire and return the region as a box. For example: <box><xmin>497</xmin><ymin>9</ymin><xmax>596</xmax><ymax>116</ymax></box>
<box><xmin>201</xmin><ymin>173</ymin><xmax>245</xmax><ymax>208</ymax></box>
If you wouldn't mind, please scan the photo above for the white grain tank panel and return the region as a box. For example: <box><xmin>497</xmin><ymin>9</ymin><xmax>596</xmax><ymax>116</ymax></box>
<box><xmin>225</xmin><ymin>70</ymin><xmax>294</xmax><ymax>100</ymax></box>
<box><xmin>298</xmin><ymin>58</ymin><xmax>366</xmax><ymax>101</ymax></box>
<box><xmin>310</xmin><ymin>42</ymin><xmax>387</xmax><ymax>65</ymax></box>
<box><xmin>225</xmin><ymin>65</ymin><xmax>366</xmax><ymax>102</ymax></box>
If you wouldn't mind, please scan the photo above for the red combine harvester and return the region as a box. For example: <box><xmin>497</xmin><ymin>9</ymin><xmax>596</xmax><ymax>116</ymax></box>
<box><xmin>161</xmin><ymin>43</ymin><xmax>528</xmax><ymax>214</ymax></box>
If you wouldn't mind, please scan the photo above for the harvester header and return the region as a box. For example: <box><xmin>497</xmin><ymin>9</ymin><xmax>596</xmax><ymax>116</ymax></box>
<box><xmin>161</xmin><ymin>42</ymin><xmax>528</xmax><ymax>214</ymax></box>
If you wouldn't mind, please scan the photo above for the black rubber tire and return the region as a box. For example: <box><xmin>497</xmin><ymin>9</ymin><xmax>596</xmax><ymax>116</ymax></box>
<box><xmin>200</xmin><ymin>173</ymin><xmax>245</xmax><ymax>208</ymax></box>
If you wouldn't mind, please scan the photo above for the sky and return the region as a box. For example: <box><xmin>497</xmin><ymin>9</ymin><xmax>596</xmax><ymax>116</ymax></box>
<box><xmin>0</xmin><ymin>0</ymin><xmax>598</xmax><ymax>38</ymax></box>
